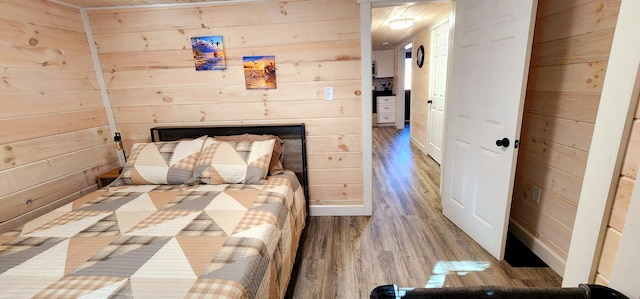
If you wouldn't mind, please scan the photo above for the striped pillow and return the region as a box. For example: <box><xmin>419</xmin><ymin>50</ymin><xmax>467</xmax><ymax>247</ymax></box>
<box><xmin>188</xmin><ymin>138</ymin><xmax>275</xmax><ymax>185</ymax></box>
<box><xmin>114</xmin><ymin>136</ymin><xmax>206</xmax><ymax>185</ymax></box>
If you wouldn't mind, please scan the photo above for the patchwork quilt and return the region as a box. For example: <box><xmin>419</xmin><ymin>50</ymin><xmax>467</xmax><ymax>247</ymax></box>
<box><xmin>0</xmin><ymin>172</ymin><xmax>306</xmax><ymax>299</ymax></box>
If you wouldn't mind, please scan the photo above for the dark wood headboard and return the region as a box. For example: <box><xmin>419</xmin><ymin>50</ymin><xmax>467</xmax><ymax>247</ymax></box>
<box><xmin>149</xmin><ymin>124</ymin><xmax>308</xmax><ymax>207</ymax></box>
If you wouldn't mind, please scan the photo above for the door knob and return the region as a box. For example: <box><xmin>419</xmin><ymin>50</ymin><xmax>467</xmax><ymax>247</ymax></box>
<box><xmin>496</xmin><ymin>138</ymin><xmax>510</xmax><ymax>148</ymax></box>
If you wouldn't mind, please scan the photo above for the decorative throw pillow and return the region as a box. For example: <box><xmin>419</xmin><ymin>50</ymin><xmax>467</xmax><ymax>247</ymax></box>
<box><xmin>188</xmin><ymin>138</ymin><xmax>275</xmax><ymax>185</ymax></box>
<box><xmin>114</xmin><ymin>136</ymin><xmax>206</xmax><ymax>185</ymax></box>
<box><xmin>215</xmin><ymin>134</ymin><xmax>285</xmax><ymax>175</ymax></box>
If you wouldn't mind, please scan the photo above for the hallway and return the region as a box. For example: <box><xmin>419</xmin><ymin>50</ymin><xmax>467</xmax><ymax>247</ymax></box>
<box><xmin>292</xmin><ymin>125</ymin><xmax>562</xmax><ymax>298</ymax></box>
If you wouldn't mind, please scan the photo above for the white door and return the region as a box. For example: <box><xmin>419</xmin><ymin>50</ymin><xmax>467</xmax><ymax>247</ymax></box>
<box><xmin>427</xmin><ymin>18</ymin><xmax>450</xmax><ymax>165</ymax></box>
<box><xmin>442</xmin><ymin>0</ymin><xmax>537</xmax><ymax>260</ymax></box>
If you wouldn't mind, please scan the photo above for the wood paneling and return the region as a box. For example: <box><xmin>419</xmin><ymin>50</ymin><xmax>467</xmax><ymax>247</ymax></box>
<box><xmin>527</xmin><ymin>62</ymin><xmax>607</xmax><ymax>93</ymax></box>
<box><xmin>410</xmin><ymin>29</ymin><xmax>430</xmax><ymax>150</ymax></box>
<box><xmin>597</xmin><ymin>228</ymin><xmax>621</xmax><ymax>280</ymax></box>
<box><xmin>620</xmin><ymin>119</ymin><xmax>640</xmax><ymax>179</ymax></box>
<box><xmin>307</xmin><ymin>152</ymin><xmax>362</xmax><ymax>169</ymax></box>
<box><xmin>113</xmin><ymin>99</ymin><xmax>362</xmax><ymax>123</ymax></box>
<box><xmin>596</xmin><ymin>94</ymin><xmax>640</xmax><ymax>285</ymax></box>
<box><xmin>95</xmin><ymin>25</ymin><xmax>360</xmax><ymax>53</ymax></box>
<box><xmin>0</xmin><ymin>169</ymin><xmax>101</xmax><ymax>223</ymax></box>
<box><xmin>511</xmin><ymin>198</ymin><xmax>573</xmax><ymax>253</ymax></box>
<box><xmin>521</xmin><ymin>114</ymin><xmax>594</xmax><ymax>152</ymax></box>
<box><xmin>0</xmin><ymin>91</ymin><xmax>103</xmax><ymax>118</ymax></box>
<box><xmin>530</xmin><ymin>28</ymin><xmax>615</xmax><ymax>67</ymax></box>
<box><xmin>0</xmin><ymin>0</ymin><xmax>114</xmax><ymax>224</ymax></box>
<box><xmin>0</xmin><ymin>144</ymin><xmax>117</xmax><ymax>197</ymax></box>
<box><xmin>524</xmin><ymin>91</ymin><xmax>600</xmax><ymax>122</ymax></box>
<box><xmin>89</xmin><ymin>1</ymin><xmax>359</xmax><ymax>34</ymax></box>
<box><xmin>516</xmin><ymin>157</ymin><xmax>583</xmax><ymax>205</ymax></box>
<box><xmin>1</xmin><ymin>69</ymin><xmax>98</xmax><ymax>93</ymax></box>
<box><xmin>0</xmin><ymin>0</ymin><xmax>84</xmax><ymax>32</ymax></box>
<box><xmin>53</xmin><ymin>0</ymin><xmax>243</xmax><ymax>8</ymax></box>
<box><xmin>306</xmin><ymin>135</ymin><xmax>362</xmax><ymax>153</ymax></box>
<box><xmin>533</xmin><ymin>0</ymin><xmax>621</xmax><ymax>44</ymax></box>
<box><xmin>88</xmin><ymin>0</ymin><xmax>362</xmax><ymax>206</ymax></box>
<box><xmin>0</xmin><ymin>19</ymin><xmax>89</xmax><ymax>52</ymax></box>
<box><xmin>536</xmin><ymin>0</ymin><xmax>594</xmax><ymax>18</ymax></box>
<box><xmin>107</xmin><ymin>81</ymin><xmax>361</xmax><ymax>106</ymax></box>
<box><xmin>519</xmin><ymin>134</ymin><xmax>588</xmax><ymax>179</ymax></box>
<box><xmin>513</xmin><ymin>176</ymin><xmax>577</xmax><ymax>229</ymax></box>
<box><xmin>105</xmin><ymin>61</ymin><xmax>360</xmax><ymax>89</ymax></box>
<box><xmin>0</xmin><ymin>109</ymin><xmax>109</xmax><ymax>144</ymax></box>
<box><xmin>512</xmin><ymin>0</ymin><xmax>620</xmax><ymax>271</ymax></box>
<box><xmin>1</xmin><ymin>126</ymin><xmax>111</xmax><ymax>171</ymax></box>
<box><xmin>609</xmin><ymin>176</ymin><xmax>633</xmax><ymax>232</ymax></box>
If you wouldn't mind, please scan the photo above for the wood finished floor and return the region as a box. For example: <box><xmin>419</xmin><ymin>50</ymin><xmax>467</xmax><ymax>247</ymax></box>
<box><xmin>290</xmin><ymin>125</ymin><xmax>562</xmax><ymax>298</ymax></box>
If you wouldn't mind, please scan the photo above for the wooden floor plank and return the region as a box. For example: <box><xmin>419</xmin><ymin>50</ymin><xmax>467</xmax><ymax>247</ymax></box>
<box><xmin>291</xmin><ymin>125</ymin><xmax>562</xmax><ymax>298</ymax></box>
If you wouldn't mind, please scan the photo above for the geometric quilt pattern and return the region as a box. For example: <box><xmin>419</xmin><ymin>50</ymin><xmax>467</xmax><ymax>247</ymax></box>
<box><xmin>0</xmin><ymin>172</ymin><xmax>305</xmax><ymax>299</ymax></box>
<box><xmin>189</xmin><ymin>139</ymin><xmax>275</xmax><ymax>185</ymax></box>
<box><xmin>114</xmin><ymin>137</ymin><xmax>206</xmax><ymax>186</ymax></box>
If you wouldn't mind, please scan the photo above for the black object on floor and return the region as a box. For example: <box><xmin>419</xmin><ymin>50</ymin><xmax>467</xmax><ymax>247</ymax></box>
<box><xmin>370</xmin><ymin>284</ymin><xmax>630</xmax><ymax>299</ymax></box>
<box><xmin>504</xmin><ymin>232</ymin><xmax>548</xmax><ymax>267</ymax></box>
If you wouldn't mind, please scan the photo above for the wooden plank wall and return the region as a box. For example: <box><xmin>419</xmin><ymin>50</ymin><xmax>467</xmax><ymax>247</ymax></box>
<box><xmin>410</xmin><ymin>30</ymin><xmax>430</xmax><ymax>151</ymax></box>
<box><xmin>510</xmin><ymin>0</ymin><xmax>621</xmax><ymax>269</ymax></box>
<box><xmin>0</xmin><ymin>0</ymin><xmax>117</xmax><ymax>229</ymax></box>
<box><xmin>593</xmin><ymin>94</ymin><xmax>639</xmax><ymax>285</ymax></box>
<box><xmin>88</xmin><ymin>0</ymin><xmax>363</xmax><ymax>207</ymax></box>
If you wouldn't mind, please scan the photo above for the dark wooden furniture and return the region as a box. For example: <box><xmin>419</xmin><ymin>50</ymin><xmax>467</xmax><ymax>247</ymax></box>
<box><xmin>95</xmin><ymin>167</ymin><xmax>123</xmax><ymax>188</ymax></box>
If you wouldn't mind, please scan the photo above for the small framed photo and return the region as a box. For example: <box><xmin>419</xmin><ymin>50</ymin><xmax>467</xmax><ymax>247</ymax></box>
<box><xmin>243</xmin><ymin>55</ymin><xmax>277</xmax><ymax>89</ymax></box>
<box><xmin>191</xmin><ymin>36</ymin><xmax>226</xmax><ymax>71</ymax></box>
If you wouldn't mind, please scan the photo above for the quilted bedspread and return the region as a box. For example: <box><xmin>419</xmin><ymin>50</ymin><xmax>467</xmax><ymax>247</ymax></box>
<box><xmin>0</xmin><ymin>171</ymin><xmax>306</xmax><ymax>299</ymax></box>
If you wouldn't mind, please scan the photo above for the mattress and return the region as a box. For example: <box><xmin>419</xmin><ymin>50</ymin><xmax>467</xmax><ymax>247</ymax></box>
<box><xmin>0</xmin><ymin>171</ymin><xmax>305</xmax><ymax>298</ymax></box>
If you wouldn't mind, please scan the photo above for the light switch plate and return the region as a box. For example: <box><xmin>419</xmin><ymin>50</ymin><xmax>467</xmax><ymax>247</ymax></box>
<box><xmin>531</xmin><ymin>185</ymin><xmax>541</xmax><ymax>204</ymax></box>
<box><xmin>324</xmin><ymin>87</ymin><xmax>334</xmax><ymax>101</ymax></box>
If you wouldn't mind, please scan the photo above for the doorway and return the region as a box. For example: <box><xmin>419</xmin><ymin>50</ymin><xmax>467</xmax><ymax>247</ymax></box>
<box><xmin>364</xmin><ymin>0</ymin><xmax>544</xmax><ymax>264</ymax></box>
<box><xmin>426</xmin><ymin>16</ymin><xmax>449</xmax><ymax>165</ymax></box>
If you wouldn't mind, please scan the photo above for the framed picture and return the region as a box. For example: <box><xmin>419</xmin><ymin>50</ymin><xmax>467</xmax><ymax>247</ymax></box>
<box><xmin>243</xmin><ymin>56</ymin><xmax>277</xmax><ymax>89</ymax></box>
<box><xmin>191</xmin><ymin>36</ymin><xmax>226</xmax><ymax>71</ymax></box>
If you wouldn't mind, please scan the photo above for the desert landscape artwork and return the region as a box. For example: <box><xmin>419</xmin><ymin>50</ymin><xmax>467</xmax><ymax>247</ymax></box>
<box><xmin>243</xmin><ymin>55</ymin><xmax>277</xmax><ymax>89</ymax></box>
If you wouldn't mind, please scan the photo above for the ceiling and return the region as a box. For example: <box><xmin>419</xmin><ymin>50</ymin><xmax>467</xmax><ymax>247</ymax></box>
<box><xmin>51</xmin><ymin>0</ymin><xmax>451</xmax><ymax>51</ymax></box>
<box><xmin>372</xmin><ymin>2</ymin><xmax>450</xmax><ymax>50</ymax></box>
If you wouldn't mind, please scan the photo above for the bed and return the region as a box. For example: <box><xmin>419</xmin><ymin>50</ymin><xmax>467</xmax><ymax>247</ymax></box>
<box><xmin>0</xmin><ymin>124</ymin><xmax>308</xmax><ymax>298</ymax></box>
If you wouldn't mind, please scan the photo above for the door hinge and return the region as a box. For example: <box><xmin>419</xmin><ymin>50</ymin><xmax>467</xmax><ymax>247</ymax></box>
<box><xmin>514</xmin><ymin>139</ymin><xmax>520</xmax><ymax>149</ymax></box>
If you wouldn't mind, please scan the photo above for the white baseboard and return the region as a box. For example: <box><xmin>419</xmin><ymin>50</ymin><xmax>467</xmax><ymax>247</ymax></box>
<box><xmin>509</xmin><ymin>220</ymin><xmax>566</xmax><ymax>276</ymax></box>
<box><xmin>410</xmin><ymin>136</ymin><xmax>427</xmax><ymax>153</ymax></box>
<box><xmin>309</xmin><ymin>205</ymin><xmax>368</xmax><ymax>216</ymax></box>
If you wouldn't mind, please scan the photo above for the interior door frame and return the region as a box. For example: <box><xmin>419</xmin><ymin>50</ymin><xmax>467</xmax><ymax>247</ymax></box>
<box><xmin>360</xmin><ymin>1</ymin><xmax>374</xmax><ymax>216</ymax></box>
<box><xmin>362</xmin><ymin>0</ymin><xmax>639</xmax><ymax>289</ymax></box>
<box><xmin>395</xmin><ymin>41</ymin><xmax>410</xmax><ymax>130</ymax></box>
<box><xmin>563</xmin><ymin>0</ymin><xmax>640</xmax><ymax>289</ymax></box>
<box><xmin>426</xmin><ymin>15</ymin><xmax>450</xmax><ymax>164</ymax></box>
<box><xmin>359</xmin><ymin>0</ymin><xmax>442</xmax><ymax>217</ymax></box>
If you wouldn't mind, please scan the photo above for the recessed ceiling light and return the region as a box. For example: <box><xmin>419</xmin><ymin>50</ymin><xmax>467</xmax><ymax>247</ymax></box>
<box><xmin>382</xmin><ymin>42</ymin><xmax>390</xmax><ymax>45</ymax></box>
<box><xmin>389</xmin><ymin>18</ymin><xmax>414</xmax><ymax>30</ymax></box>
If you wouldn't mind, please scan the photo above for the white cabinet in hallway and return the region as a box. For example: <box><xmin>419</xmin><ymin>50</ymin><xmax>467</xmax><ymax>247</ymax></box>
<box><xmin>377</xmin><ymin>96</ymin><xmax>396</xmax><ymax>125</ymax></box>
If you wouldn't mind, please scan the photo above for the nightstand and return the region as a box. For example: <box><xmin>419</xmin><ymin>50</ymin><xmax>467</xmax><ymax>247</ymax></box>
<box><xmin>96</xmin><ymin>167</ymin><xmax>123</xmax><ymax>188</ymax></box>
